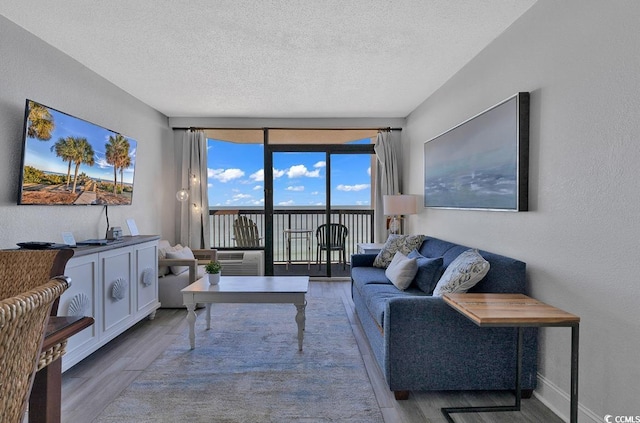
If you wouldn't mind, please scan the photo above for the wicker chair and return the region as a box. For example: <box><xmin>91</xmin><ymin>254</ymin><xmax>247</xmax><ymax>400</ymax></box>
<box><xmin>0</xmin><ymin>277</ymin><xmax>70</xmax><ymax>423</ymax></box>
<box><xmin>0</xmin><ymin>249</ymin><xmax>74</xmax><ymax>370</ymax></box>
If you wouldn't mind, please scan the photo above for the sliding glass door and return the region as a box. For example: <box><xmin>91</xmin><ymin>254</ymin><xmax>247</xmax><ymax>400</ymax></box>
<box><xmin>205</xmin><ymin>128</ymin><xmax>376</xmax><ymax>278</ymax></box>
<box><xmin>266</xmin><ymin>134</ymin><xmax>375</xmax><ymax>278</ymax></box>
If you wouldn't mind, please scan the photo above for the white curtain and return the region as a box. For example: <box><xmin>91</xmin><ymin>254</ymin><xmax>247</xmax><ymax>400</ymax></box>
<box><xmin>374</xmin><ymin>130</ymin><xmax>402</xmax><ymax>243</ymax></box>
<box><xmin>178</xmin><ymin>130</ymin><xmax>211</xmax><ymax>249</ymax></box>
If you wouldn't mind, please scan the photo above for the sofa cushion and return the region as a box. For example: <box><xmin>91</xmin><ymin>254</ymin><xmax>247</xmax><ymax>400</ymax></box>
<box><xmin>385</xmin><ymin>252</ymin><xmax>418</xmax><ymax>290</ymax></box>
<box><xmin>360</xmin><ymin>283</ymin><xmax>427</xmax><ymax>328</ymax></box>
<box><xmin>373</xmin><ymin>234</ymin><xmax>426</xmax><ymax>268</ymax></box>
<box><xmin>165</xmin><ymin>246</ymin><xmax>195</xmax><ymax>275</ymax></box>
<box><xmin>432</xmin><ymin>249</ymin><xmax>490</xmax><ymax>297</ymax></box>
<box><xmin>408</xmin><ymin>249</ymin><xmax>444</xmax><ymax>294</ymax></box>
<box><xmin>351</xmin><ymin>266</ymin><xmax>391</xmax><ymax>290</ymax></box>
<box><xmin>158</xmin><ymin>241</ymin><xmax>184</xmax><ymax>276</ymax></box>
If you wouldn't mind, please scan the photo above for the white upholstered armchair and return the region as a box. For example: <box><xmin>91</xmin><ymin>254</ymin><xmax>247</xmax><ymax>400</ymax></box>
<box><xmin>157</xmin><ymin>240</ymin><xmax>217</xmax><ymax>308</ymax></box>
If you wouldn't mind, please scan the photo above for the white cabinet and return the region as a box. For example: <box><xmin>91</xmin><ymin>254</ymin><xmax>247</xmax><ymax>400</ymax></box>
<box><xmin>57</xmin><ymin>236</ymin><xmax>160</xmax><ymax>371</ymax></box>
<box><xmin>59</xmin><ymin>253</ymin><xmax>99</xmax><ymax>366</ymax></box>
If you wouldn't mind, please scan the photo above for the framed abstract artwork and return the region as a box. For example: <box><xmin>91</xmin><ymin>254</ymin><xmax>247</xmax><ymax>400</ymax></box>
<box><xmin>423</xmin><ymin>92</ymin><xmax>529</xmax><ymax>211</ymax></box>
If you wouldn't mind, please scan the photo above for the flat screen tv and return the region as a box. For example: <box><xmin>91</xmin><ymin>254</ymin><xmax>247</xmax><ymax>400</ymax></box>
<box><xmin>423</xmin><ymin>92</ymin><xmax>529</xmax><ymax>211</ymax></box>
<box><xmin>18</xmin><ymin>99</ymin><xmax>137</xmax><ymax>205</ymax></box>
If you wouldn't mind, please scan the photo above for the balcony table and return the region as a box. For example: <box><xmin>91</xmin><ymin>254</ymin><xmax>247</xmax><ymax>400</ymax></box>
<box><xmin>283</xmin><ymin>228</ymin><xmax>312</xmax><ymax>269</ymax></box>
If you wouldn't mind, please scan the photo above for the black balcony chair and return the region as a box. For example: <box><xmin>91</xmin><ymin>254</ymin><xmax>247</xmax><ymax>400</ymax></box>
<box><xmin>315</xmin><ymin>223</ymin><xmax>349</xmax><ymax>270</ymax></box>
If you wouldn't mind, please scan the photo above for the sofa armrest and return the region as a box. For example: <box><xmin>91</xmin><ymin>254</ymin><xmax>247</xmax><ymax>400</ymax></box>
<box><xmin>351</xmin><ymin>253</ymin><xmax>377</xmax><ymax>268</ymax></box>
<box><xmin>192</xmin><ymin>248</ymin><xmax>218</xmax><ymax>264</ymax></box>
<box><xmin>158</xmin><ymin>258</ymin><xmax>199</xmax><ymax>285</ymax></box>
<box><xmin>383</xmin><ymin>296</ymin><xmax>537</xmax><ymax>390</ymax></box>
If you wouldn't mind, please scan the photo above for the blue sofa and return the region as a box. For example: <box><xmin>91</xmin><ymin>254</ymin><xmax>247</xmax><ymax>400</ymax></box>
<box><xmin>351</xmin><ymin>236</ymin><xmax>537</xmax><ymax>399</ymax></box>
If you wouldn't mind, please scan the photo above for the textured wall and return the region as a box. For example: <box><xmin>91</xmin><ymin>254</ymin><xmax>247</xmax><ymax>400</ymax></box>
<box><xmin>0</xmin><ymin>16</ymin><xmax>175</xmax><ymax>246</ymax></box>
<box><xmin>404</xmin><ymin>1</ymin><xmax>640</xmax><ymax>421</ymax></box>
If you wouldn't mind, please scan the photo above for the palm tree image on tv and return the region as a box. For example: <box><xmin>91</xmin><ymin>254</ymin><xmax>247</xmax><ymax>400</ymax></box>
<box><xmin>20</xmin><ymin>100</ymin><xmax>137</xmax><ymax>205</ymax></box>
<box><xmin>27</xmin><ymin>102</ymin><xmax>54</xmax><ymax>141</ymax></box>
<box><xmin>105</xmin><ymin>134</ymin><xmax>131</xmax><ymax>195</ymax></box>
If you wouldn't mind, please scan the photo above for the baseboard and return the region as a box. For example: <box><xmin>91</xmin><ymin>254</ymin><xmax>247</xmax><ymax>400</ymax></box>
<box><xmin>534</xmin><ymin>372</ymin><xmax>601</xmax><ymax>423</ymax></box>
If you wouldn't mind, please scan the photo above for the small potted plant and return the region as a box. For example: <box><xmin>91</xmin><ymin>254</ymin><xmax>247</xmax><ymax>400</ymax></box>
<box><xmin>204</xmin><ymin>260</ymin><xmax>222</xmax><ymax>285</ymax></box>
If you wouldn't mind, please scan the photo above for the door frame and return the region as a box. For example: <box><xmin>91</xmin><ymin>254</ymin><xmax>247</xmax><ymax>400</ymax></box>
<box><xmin>263</xmin><ymin>132</ymin><xmax>374</xmax><ymax>276</ymax></box>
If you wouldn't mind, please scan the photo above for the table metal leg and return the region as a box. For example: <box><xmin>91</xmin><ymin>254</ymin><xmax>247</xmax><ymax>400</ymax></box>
<box><xmin>441</xmin><ymin>327</ymin><xmax>523</xmax><ymax>422</ymax></box>
<box><xmin>570</xmin><ymin>324</ymin><xmax>579</xmax><ymax>423</ymax></box>
<box><xmin>286</xmin><ymin>233</ymin><xmax>290</xmax><ymax>269</ymax></box>
<box><xmin>307</xmin><ymin>233</ymin><xmax>311</xmax><ymax>270</ymax></box>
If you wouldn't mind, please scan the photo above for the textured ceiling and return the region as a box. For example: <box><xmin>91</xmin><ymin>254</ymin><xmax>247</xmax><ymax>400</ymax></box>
<box><xmin>0</xmin><ymin>0</ymin><xmax>536</xmax><ymax>118</ymax></box>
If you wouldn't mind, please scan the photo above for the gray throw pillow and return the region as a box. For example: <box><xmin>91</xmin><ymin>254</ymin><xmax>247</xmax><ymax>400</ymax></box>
<box><xmin>385</xmin><ymin>251</ymin><xmax>418</xmax><ymax>290</ymax></box>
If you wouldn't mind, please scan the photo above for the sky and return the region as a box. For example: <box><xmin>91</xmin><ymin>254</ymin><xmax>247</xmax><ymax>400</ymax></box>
<box><xmin>22</xmin><ymin>101</ymin><xmax>137</xmax><ymax>184</ymax></box>
<box><xmin>207</xmin><ymin>138</ymin><xmax>373</xmax><ymax>208</ymax></box>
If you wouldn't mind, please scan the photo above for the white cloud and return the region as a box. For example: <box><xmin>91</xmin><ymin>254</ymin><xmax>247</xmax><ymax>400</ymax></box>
<box><xmin>287</xmin><ymin>164</ymin><xmax>320</xmax><ymax>178</ymax></box>
<box><xmin>278</xmin><ymin>200</ymin><xmax>295</xmax><ymax>206</ymax></box>
<box><xmin>250</xmin><ymin>168</ymin><xmax>285</xmax><ymax>182</ymax></box>
<box><xmin>314</xmin><ymin>161</ymin><xmax>326</xmax><ymax>168</ymax></box>
<box><xmin>337</xmin><ymin>183</ymin><xmax>370</xmax><ymax>192</ymax></box>
<box><xmin>311</xmin><ymin>191</ymin><xmax>319</xmax><ymax>195</ymax></box>
<box><xmin>286</xmin><ymin>186</ymin><xmax>304</xmax><ymax>192</ymax></box>
<box><xmin>253</xmin><ymin>185</ymin><xmax>262</xmax><ymax>190</ymax></box>
<box><xmin>250</xmin><ymin>169</ymin><xmax>264</xmax><ymax>182</ymax></box>
<box><xmin>223</xmin><ymin>193</ymin><xmax>257</xmax><ymax>206</ymax></box>
<box><xmin>209</xmin><ymin>168</ymin><xmax>245</xmax><ymax>182</ymax></box>
<box><xmin>367</xmin><ymin>166</ymin><xmax>371</xmax><ymax>176</ymax></box>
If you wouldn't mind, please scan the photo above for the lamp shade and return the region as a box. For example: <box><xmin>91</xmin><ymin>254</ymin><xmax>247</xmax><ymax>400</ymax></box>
<box><xmin>383</xmin><ymin>194</ymin><xmax>418</xmax><ymax>216</ymax></box>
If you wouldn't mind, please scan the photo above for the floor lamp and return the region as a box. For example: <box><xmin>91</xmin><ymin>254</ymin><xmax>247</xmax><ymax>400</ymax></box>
<box><xmin>383</xmin><ymin>194</ymin><xmax>418</xmax><ymax>235</ymax></box>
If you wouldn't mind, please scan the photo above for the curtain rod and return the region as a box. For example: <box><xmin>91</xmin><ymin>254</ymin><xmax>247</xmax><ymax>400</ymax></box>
<box><xmin>173</xmin><ymin>126</ymin><xmax>403</xmax><ymax>131</ymax></box>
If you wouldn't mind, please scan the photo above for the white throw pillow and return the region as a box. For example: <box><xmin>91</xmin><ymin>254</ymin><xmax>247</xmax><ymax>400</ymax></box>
<box><xmin>385</xmin><ymin>251</ymin><xmax>418</xmax><ymax>291</ymax></box>
<box><xmin>158</xmin><ymin>243</ymin><xmax>183</xmax><ymax>276</ymax></box>
<box><xmin>373</xmin><ymin>234</ymin><xmax>426</xmax><ymax>268</ymax></box>
<box><xmin>432</xmin><ymin>249</ymin><xmax>490</xmax><ymax>297</ymax></box>
<box><xmin>165</xmin><ymin>246</ymin><xmax>195</xmax><ymax>275</ymax></box>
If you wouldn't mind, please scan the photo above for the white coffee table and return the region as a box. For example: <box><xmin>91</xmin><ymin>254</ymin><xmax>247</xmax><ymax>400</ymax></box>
<box><xmin>181</xmin><ymin>275</ymin><xmax>309</xmax><ymax>351</ymax></box>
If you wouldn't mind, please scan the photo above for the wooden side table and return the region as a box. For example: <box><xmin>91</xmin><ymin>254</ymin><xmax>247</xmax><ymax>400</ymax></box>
<box><xmin>442</xmin><ymin>293</ymin><xmax>580</xmax><ymax>423</ymax></box>
<box><xmin>30</xmin><ymin>315</ymin><xmax>94</xmax><ymax>423</ymax></box>
<box><xmin>356</xmin><ymin>243</ymin><xmax>384</xmax><ymax>254</ymax></box>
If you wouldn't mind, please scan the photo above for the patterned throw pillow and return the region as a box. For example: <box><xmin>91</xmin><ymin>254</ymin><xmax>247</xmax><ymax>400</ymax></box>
<box><xmin>373</xmin><ymin>234</ymin><xmax>426</xmax><ymax>268</ymax></box>
<box><xmin>432</xmin><ymin>249</ymin><xmax>490</xmax><ymax>297</ymax></box>
<box><xmin>385</xmin><ymin>251</ymin><xmax>418</xmax><ymax>290</ymax></box>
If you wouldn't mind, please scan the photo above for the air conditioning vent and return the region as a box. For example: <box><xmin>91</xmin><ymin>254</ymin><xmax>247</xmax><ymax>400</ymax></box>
<box><xmin>217</xmin><ymin>251</ymin><xmax>264</xmax><ymax>276</ymax></box>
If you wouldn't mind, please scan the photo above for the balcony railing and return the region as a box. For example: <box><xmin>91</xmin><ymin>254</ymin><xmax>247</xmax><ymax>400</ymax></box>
<box><xmin>209</xmin><ymin>208</ymin><xmax>375</xmax><ymax>264</ymax></box>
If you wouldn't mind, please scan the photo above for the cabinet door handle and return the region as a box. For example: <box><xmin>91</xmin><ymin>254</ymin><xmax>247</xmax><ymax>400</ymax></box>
<box><xmin>112</xmin><ymin>277</ymin><xmax>128</xmax><ymax>301</ymax></box>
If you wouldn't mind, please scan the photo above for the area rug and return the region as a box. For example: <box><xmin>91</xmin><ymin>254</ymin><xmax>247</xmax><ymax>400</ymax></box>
<box><xmin>94</xmin><ymin>297</ymin><xmax>384</xmax><ymax>423</ymax></box>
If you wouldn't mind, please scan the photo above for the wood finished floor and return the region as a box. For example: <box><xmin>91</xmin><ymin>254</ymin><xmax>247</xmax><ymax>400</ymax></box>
<box><xmin>54</xmin><ymin>280</ymin><xmax>564</xmax><ymax>423</ymax></box>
